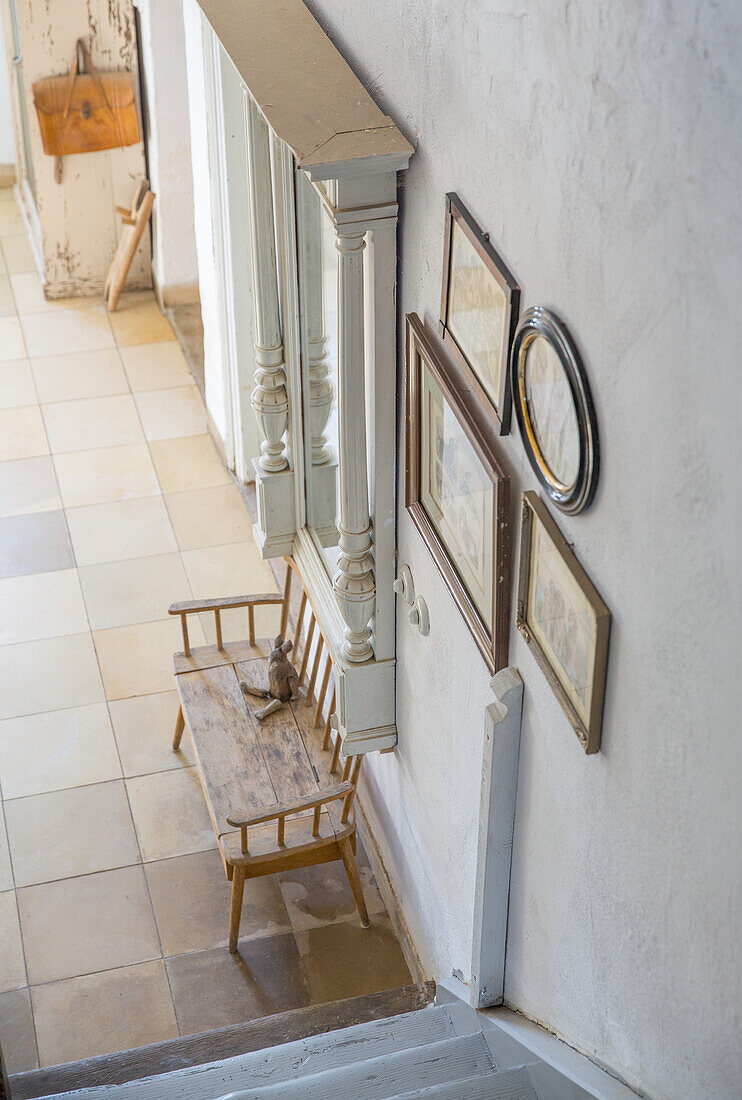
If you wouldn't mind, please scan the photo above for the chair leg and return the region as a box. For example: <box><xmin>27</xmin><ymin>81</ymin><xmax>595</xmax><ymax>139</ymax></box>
<box><xmin>339</xmin><ymin>837</ymin><xmax>370</xmax><ymax>928</ymax></box>
<box><xmin>229</xmin><ymin>866</ymin><xmax>246</xmax><ymax>953</ymax></box>
<box><xmin>172</xmin><ymin>706</ymin><xmax>185</xmax><ymax>751</ymax></box>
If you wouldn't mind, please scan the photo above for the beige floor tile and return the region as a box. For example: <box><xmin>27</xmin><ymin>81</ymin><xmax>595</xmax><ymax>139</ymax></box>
<box><xmin>165</xmin><ymin>485</ymin><xmax>253</xmax><ymax>551</ymax></box>
<box><xmin>20</xmin><ymin>308</ymin><xmax>115</xmax><ymax>358</ymax></box>
<box><xmin>0</xmin><ymin>405</ymin><xmax>47</xmax><ymax>461</ymax></box>
<box><xmin>9</xmin><ymin>273</ymin><xmax>106</xmax><ymax>315</ymax></box>
<box><xmin>0</xmin><ymin>814</ymin><xmax>12</xmax><ymax>891</ymax></box>
<box><xmin>93</xmin><ymin>617</ymin><xmax>203</xmax><ymax>700</ymax></box>
<box><xmin>0</xmin><ymin>703</ymin><xmax>121</xmax><ymax>799</ymax></box>
<box><xmin>108</xmin><ymin>293</ymin><xmax>175</xmax><ymax>347</ymax></box>
<box><xmin>182</xmin><ymin>542</ymin><xmax>278</xmax><ymax>644</ymax></box>
<box><xmin>0</xmin><ymin>456</ymin><xmax>61</xmax><ymax>517</ymax></box>
<box><xmin>31</xmin><ymin>348</ymin><xmax>128</xmax><ymax>403</ymax></box>
<box><xmin>65</xmin><ymin>495</ymin><xmax>177</xmax><ymax>566</ymax></box>
<box><xmin>149</xmin><ymin>434</ymin><xmax>231</xmax><ymax>493</ymax></box>
<box><xmin>19</xmin><ymin>867</ymin><xmax>161</xmax><ymax>986</ymax></box>
<box><xmin>0</xmin><ymin>633</ymin><xmax>104</xmax><ymax>720</ymax></box>
<box><xmin>295</xmin><ymin>915</ymin><xmax>412</xmax><ymax>1004</ymax></box>
<box><xmin>6</xmin><ymin>779</ymin><xmax>140</xmax><ymax>888</ymax></box>
<box><xmin>278</xmin><ymin>857</ymin><xmax>386</xmax><ymax>933</ymax></box>
<box><xmin>0</xmin><ymin>510</ymin><xmax>74</xmax><ymax>579</ymax></box>
<box><xmin>42</xmin><ymin>394</ymin><xmax>143</xmax><ymax>454</ymax></box>
<box><xmin>126</xmin><ymin>767</ymin><xmax>216</xmax><ymax>861</ymax></box>
<box><xmin>0</xmin><ymin>568</ymin><xmax>88</xmax><ymax>646</ymax></box>
<box><xmin>0</xmin><ymin>251</ymin><xmax>5</xmax><ymax>277</ymax></box>
<box><xmin>0</xmin><ymin>988</ymin><xmax>37</xmax><ymax>1073</ymax></box>
<box><xmin>134</xmin><ymin>386</ymin><xmax>206</xmax><ymax>442</ymax></box>
<box><xmin>32</xmin><ymin>960</ymin><xmax>177</xmax><ymax>1066</ymax></box>
<box><xmin>0</xmin><ymin>360</ymin><xmax>36</xmax><ymax>410</ymax></box>
<box><xmin>0</xmin><ymin>892</ymin><xmax>26</xmax><ymax>992</ymax></box>
<box><xmin>79</xmin><ymin>552</ymin><xmax>190</xmax><ymax>630</ymax></box>
<box><xmin>120</xmin><ymin>342</ymin><xmax>192</xmax><ymax>391</ymax></box>
<box><xmin>0</xmin><ymin>274</ymin><xmax>15</xmax><ymax>315</ymax></box>
<box><xmin>0</xmin><ymin>316</ymin><xmax>26</xmax><ymax>360</ymax></box>
<box><xmin>166</xmin><ymin>934</ymin><xmax>310</xmax><ymax>1036</ymax></box>
<box><xmin>0</xmin><ymin>204</ymin><xmax>24</xmax><ymax>235</ymax></box>
<box><xmin>109</xmin><ymin>690</ymin><xmax>194</xmax><ymax>776</ymax></box>
<box><xmin>54</xmin><ymin>442</ymin><xmax>159</xmax><ymax>507</ymax></box>
<box><xmin>1</xmin><ymin>234</ymin><xmax>35</xmax><ymax>275</ymax></box>
<box><xmin>146</xmin><ymin>850</ymin><xmax>291</xmax><ymax>957</ymax></box>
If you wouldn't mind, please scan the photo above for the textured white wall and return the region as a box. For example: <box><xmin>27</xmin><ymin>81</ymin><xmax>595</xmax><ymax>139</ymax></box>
<box><xmin>0</xmin><ymin>17</ymin><xmax>14</xmax><ymax>166</ymax></box>
<box><xmin>302</xmin><ymin>2</ymin><xmax>742</xmax><ymax>1098</ymax></box>
<box><xmin>134</xmin><ymin>0</ymin><xmax>198</xmax><ymax>304</ymax></box>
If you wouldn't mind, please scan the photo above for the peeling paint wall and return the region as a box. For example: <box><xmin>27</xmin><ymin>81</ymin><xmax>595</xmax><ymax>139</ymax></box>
<box><xmin>300</xmin><ymin>2</ymin><xmax>742</xmax><ymax>1099</ymax></box>
<box><xmin>15</xmin><ymin>0</ymin><xmax>149</xmax><ymax>295</ymax></box>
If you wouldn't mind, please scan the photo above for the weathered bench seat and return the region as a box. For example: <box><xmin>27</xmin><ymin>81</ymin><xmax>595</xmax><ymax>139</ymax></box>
<box><xmin>168</xmin><ymin>560</ymin><xmax>369</xmax><ymax>952</ymax></box>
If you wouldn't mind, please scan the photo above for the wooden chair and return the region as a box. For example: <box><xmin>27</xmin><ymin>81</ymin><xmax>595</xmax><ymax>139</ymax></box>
<box><xmin>168</xmin><ymin>559</ymin><xmax>369</xmax><ymax>953</ymax></box>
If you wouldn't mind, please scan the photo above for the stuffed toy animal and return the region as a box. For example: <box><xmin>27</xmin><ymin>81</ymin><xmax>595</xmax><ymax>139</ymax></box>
<box><xmin>239</xmin><ymin>634</ymin><xmax>300</xmax><ymax>719</ymax></box>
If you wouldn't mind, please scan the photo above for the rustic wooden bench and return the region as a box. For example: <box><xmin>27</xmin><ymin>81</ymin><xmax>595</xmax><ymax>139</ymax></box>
<box><xmin>168</xmin><ymin>558</ymin><xmax>369</xmax><ymax>953</ymax></box>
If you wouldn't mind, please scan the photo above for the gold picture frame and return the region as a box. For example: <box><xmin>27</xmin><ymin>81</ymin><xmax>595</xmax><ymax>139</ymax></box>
<box><xmin>406</xmin><ymin>313</ymin><xmax>511</xmax><ymax>673</ymax></box>
<box><xmin>517</xmin><ymin>491</ymin><xmax>611</xmax><ymax>753</ymax></box>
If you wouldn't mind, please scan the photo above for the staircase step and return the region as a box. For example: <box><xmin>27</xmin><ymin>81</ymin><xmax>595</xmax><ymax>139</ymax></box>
<box><xmin>48</xmin><ymin>1005</ymin><xmax>456</xmax><ymax>1100</ymax></box>
<box><xmin>388</xmin><ymin>1065</ymin><xmax>539</xmax><ymax>1099</ymax></box>
<box><xmin>10</xmin><ymin>983</ymin><xmax>436</xmax><ymax>1100</ymax></box>
<box><xmin>219</xmin><ymin>1032</ymin><xmax>493</xmax><ymax>1100</ymax></box>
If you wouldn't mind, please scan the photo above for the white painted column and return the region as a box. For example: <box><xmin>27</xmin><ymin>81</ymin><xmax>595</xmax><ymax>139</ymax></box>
<box><xmin>332</xmin><ymin>227</ymin><xmax>375</xmax><ymax>663</ymax></box>
<box><xmin>245</xmin><ymin>94</ymin><xmax>288</xmax><ymax>473</ymax></box>
<box><xmin>299</xmin><ymin>177</ymin><xmax>334</xmax><ymax>466</ymax></box>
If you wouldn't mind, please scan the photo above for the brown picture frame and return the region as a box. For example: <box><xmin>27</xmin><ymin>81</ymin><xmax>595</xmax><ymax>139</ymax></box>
<box><xmin>516</xmin><ymin>491</ymin><xmax>611</xmax><ymax>753</ymax></box>
<box><xmin>439</xmin><ymin>192</ymin><xmax>520</xmax><ymax>434</ymax></box>
<box><xmin>405</xmin><ymin>313</ymin><xmax>511</xmax><ymax>674</ymax></box>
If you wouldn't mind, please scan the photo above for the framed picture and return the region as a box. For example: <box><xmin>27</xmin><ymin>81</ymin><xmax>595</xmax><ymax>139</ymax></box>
<box><xmin>406</xmin><ymin>312</ymin><xmax>511</xmax><ymax>673</ymax></box>
<box><xmin>517</xmin><ymin>492</ymin><xmax>610</xmax><ymax>753</ymax></box>
<box><xmin>439</xmin><ymin>192</ymin><xmax>520</xmax><ymax>434</ymax></box>
<box><xmin>511</xmin><ymin>307</ymin><xmax>599</xmax><ymax>515</ymax></box>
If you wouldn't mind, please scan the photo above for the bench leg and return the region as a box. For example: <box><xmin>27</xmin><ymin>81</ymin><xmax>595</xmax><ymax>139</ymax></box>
<box><xmin>339</xmin><ymin>837</ymin><xmax>370</xmax><ymax>928</ymax></box>
<box><xmin>172</xmin><ymin>706</ymin><xmax>185</xmax><ymax>751</ymax></box>
<box><xmin>229</xmin><ymin>866</ymin><xmax>246</xmax><ymax>953</ymax></box>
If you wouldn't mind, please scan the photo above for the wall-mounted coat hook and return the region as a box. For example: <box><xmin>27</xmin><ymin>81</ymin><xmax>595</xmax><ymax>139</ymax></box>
<box><xmin>393</xmin><ymin>563</ymin><xmax>415</xmax><ymax>605</ymax></box>
<box><xmin>409</xmin><ymin>595</ymin><xmax>430</xmax><ymax>636</ymax></box>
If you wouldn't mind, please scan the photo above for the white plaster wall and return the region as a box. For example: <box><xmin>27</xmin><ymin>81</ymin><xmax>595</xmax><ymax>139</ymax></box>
<box><xmin>182</xmin><ymin>0</ymin><xmax>228</xmax><ymax>441</ymax></box>
<box><xmin>0</xmin><ymin>16</ymin><xmax>14</xmax><ymax>166</ymax></box>
<box><xmin>304</xmin><ymin>2</ymin><xmax>742</xmax><ymax>1098</ymax></box>
<box><xmin>134</xmin><ymin>0</ymin><xmax>198</xmax><ymax>304</ymax></box>
<box><xmin>15</xmin><ymin>0</ymin><xmax>150</xmax><ymax>295</ymax></box>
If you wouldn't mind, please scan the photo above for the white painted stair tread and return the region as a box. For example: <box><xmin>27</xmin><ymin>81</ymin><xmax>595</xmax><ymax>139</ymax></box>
<box><xmin>220</xmin><ymin>1032</ymin><xmax>493</xmax><ymax>1100</ymax></box>
<box><xmin>388</xmin><ymin>1065</ymin><xmax>539</xmax><ymax>1099</ymax></box>
<box><xmin>45</xmin><ymin>1006</ymin><xmax>457</xmax><ymax>1100</ymax></box>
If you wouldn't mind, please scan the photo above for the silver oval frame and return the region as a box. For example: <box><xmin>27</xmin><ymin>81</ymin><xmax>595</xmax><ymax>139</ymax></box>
<box><xmin>510</xmin><ymin>307</ymin><xmax>599</xmax><ymax>515</ymax></box>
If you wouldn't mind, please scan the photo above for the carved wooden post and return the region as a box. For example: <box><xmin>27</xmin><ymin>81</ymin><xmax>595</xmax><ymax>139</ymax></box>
<box><xmin>332</xmin><ymin>227</ymin><xmax>374</xmax><ymax>663</ymax></box>
<box><xmin>245</xmin><ymin>93</ymin><xmax>288</xmax><ymax>472</ymax></box>
<box><xmin>298</xmin><ymin>175</ymin><xmax>334</xmax><ymax>466</ymax></box>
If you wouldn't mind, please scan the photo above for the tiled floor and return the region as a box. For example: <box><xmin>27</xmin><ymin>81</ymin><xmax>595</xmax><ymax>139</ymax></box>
<box><xmin>0</xmin><ymin>189</ymin><xmax>410</xmax><ymax>1072</ymax></box>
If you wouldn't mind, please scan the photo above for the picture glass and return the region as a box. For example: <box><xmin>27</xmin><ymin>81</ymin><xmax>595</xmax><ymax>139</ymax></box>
<box><xmin>420</xmin><ymin>360</ymin><xmax>494</xmax><ymax>629</ymax></box>
<box><xmin>524</xmin><ymin>334</ymin><xmax>580</xmax><ymax>488</ymax></box>
<box><xmin>527</xmin><ymin>515</ymin><xmax>597</xmax><ymax>726</ymax></box>
<box><xmin>447</xmin><ymin>219</ymin><xmax>508</xmax><ymax>410</ymax></box>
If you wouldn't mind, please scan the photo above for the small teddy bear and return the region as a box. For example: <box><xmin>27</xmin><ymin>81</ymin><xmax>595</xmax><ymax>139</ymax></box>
<box><xmin>239</xmin><ymin>634</ymin><xmax>300</xmax><ymax>720</ymax></box>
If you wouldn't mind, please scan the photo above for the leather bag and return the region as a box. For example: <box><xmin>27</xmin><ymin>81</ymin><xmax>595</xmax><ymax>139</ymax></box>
<box><xmin>32</xmin><ymin>39</ymin><xmax>140</xmax><ymax>159</ymax></box>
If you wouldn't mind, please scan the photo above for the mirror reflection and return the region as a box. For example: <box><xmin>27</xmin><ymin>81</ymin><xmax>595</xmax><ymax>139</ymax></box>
<box><xmin>296</xmin><ymin>170</ymin><xmax>340</xmax><ymax>573</ymax></box>
<box><xmin>524</xmin><ymin>334</ymin><xmax>580</xmax><ymax>489</ymax></box>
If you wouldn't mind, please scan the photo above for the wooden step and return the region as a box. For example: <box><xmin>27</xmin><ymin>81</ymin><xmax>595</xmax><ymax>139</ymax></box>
<box><xmin>218</xmin><ymin>1032</ymin><xmax>493</xmax><ymax>1100</ymax></box>
<box><xmin>388</xmin><ymin>1065</ymin><xmax>539</xmax><ymax>1099</ymax></box>
<box><xmin>9</xmin><ymin>983</ymin><xmax>435</xmax><ymax>1100</ymax></box>
<box><xmin>43</xmin><ymin>1005</ymin><xmax>455</xmax><ymax>1100</ymax></box>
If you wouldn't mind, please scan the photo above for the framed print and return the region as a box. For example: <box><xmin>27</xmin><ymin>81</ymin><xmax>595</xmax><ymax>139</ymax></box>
<box><xmin>439</xmin><ymin>192</ymin><xmax>520</xmax><ymax>434</ymax></box>
<box><xmin>406</xmin><ymin>312</ymin><xmax>511</xmax><ymax>673</ymax></box>
<box><xmin>517</xmin><ymin>492</ymin><xmax>610</xmax><ymax>753</ymax></box>
<box><xmin>511</xmin><ymin>307</ymin><xmax>599</xmax><ymax>514</ymax></box>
